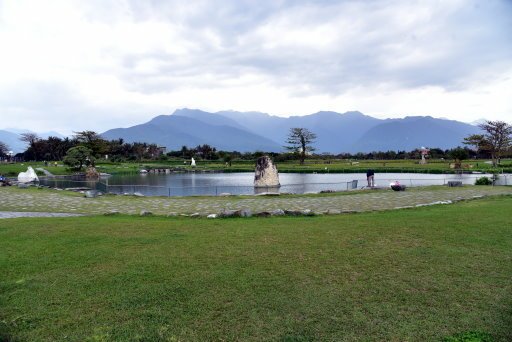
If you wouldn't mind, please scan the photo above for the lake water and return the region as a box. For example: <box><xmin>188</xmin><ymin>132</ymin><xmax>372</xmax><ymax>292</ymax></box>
<box><xmin>39</xmin><ymin>172</ymin><xmax>510</xmax><ymax>197</ymax></box>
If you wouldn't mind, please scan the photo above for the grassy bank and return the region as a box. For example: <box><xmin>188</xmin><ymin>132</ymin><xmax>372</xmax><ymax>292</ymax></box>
<box><xmin>1</xmin><ymin>197</ymin><xmax>511</xmax><ymax>341</ymax></box>
<box><xmin>136</xmin><ymin>158</ymin><xmax>512</xmax><ymax>174</ymax></box>
<box><xmin>0</xmin><ymin>162</ymin><xmax>74</xmax><ymax>177</ymax></box>
<box><xmin>2</xmin><ymin>158</ymin><xmax>511</xmax><ymax>177</ymax></box>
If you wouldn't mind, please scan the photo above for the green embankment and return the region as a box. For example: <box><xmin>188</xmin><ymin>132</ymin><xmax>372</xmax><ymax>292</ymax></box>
<box><xmin>2</xmin><ymin>158</ymin><xmax>510</xmax><ymax>177</ymax></box>
<box><xmin>1</xmin><ymin>196</ymin><xmax>511</xmax><ymax>341</ymax></box>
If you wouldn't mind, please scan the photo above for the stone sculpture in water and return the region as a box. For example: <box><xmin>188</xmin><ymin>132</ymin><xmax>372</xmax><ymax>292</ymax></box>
<box><xmin>85</xmin><ymin>166</ymin><xmax>100</xmax><ymax>179</ymax></box>
<box><xmin>17</xmin><ymin>166</ymin><xmax>39</xmax><ymax>183</ymax></box>
<box><xmin>254</xmin><ymin>156</ymin><xmax>280</xmax><ymax>188</ymax></box>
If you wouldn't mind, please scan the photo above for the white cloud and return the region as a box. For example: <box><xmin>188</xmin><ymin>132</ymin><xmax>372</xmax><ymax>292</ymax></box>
<box><xmin>0</xmin><ymin>0</ymin><xmax>511</xmax><ymax>134</ymax></box>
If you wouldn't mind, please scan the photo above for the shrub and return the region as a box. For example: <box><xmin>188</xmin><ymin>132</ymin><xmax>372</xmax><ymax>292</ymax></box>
<box><xmin>475</xmin><ymin>177</ymin><xmax>492</xmax><ymax>185</ymax></box>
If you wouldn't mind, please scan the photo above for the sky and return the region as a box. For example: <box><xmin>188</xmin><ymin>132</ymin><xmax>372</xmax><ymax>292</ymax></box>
<box><xmin>0</xmin><ymin>0</ymin><xmax>511</xmax><ymax>135</ymax></box>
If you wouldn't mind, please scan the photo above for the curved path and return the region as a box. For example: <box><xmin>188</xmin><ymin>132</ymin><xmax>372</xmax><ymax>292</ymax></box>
<box><xmin>35</xmin><ymin>167</ymin><xmax>55</xmax><ymax>177</ymax></box>
<box><xmin>0</xmin><ymin>186</ymin><xmax>511</xmax><ymax>217</ymax></box>
<box><xmin>0</xmin><ymin>211</ymin><xmax>83</xmax><ymax>219</ymax></box>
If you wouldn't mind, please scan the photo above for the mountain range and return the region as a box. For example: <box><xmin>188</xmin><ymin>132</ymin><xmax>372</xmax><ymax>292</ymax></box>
<box><xmin>101</xmin><ymin>109</ymin><xmax>481</xmax><ymax>153</ymax></box>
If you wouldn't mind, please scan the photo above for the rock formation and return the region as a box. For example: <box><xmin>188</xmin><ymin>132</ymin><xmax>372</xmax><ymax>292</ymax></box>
<box><xmin>85</xmin><ymin>166</ymin><xmax>100</xmax><ymax>179</ymax></box>
<box><xmin>254</xmin><ymin>156</ymin><xmax>280</xmax><ymax>188</ymax></box>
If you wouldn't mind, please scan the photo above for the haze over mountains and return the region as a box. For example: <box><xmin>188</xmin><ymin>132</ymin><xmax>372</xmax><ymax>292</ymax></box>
<box><xmin>0</xmin><ymin>110</ymin><xmax>483</xmax><ymax>154</ymax></box>
<box><xmin>0</xmin><ymin>130</ymin><xmax>65</xmax><ymax>154</ymax></box>
<box><xmin>101</xmin><ymin>109</ymin><xmax>481</xmax><ymax>153</ymax></box>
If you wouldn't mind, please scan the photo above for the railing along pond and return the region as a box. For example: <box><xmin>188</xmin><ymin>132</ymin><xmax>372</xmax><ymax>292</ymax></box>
<box><xmin>98</xmin><ymin>180</ymin><xmax>361</xmax><ymax>197</ymax></box>
<box><xmin>37</xmin><ymin>174</ymin><xmax>510</xmax><ymax>197</ymax></box>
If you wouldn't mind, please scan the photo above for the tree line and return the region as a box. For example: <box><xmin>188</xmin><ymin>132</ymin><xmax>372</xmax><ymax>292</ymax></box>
<box><xmin>0</xmin><ymin>131</ymin><xmax>163</xmax><ymax>163</ymax></box>
<box><xmin>1</xmin><ymin>121</ymin><xmax>511</xmax><ymax>169</ymax></box>
<box><xmin>286</xmin><ymin>122</ymin><xmax>512</xmax><ymax>166</ymax></box>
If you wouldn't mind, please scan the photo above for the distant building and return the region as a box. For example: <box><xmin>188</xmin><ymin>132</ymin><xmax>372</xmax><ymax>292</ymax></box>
<box><xmin>157</xmin><ymin>146</ymin><xmax>167</xmax><ymax>155</ymax></box>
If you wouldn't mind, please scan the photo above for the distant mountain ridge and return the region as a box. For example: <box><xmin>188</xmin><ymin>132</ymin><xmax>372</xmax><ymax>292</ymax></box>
<box><xmin>101</xmin><ymin>108</ymin><xmax>481</xmax><ymax>153</ymax></box>
<box><xmin>102</xmin><ymin>111</ymin><xmax>282</xmax><ymax>152</ymax></box>
<box><xmin>0</xmin><ymin>130</ymin><xmax>26</xmax><ymax>154</ymax></box>
<box><xmin>352</xmin><ymin>116</ymin><xmax>480</xmax><ymax>152</ymax></box>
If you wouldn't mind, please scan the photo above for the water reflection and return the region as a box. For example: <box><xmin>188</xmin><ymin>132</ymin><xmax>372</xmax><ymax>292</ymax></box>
<box><xmin>38</xmin><ymin>172</ymin><xmax>509</xmax><ymax>197</ymax></box>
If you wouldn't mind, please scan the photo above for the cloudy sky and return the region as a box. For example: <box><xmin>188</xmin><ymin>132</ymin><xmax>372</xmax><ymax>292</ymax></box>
<box><xmin>0</xmin><ymin>0</ymin><xmax>511</xmax><ymax>135</ymax></box>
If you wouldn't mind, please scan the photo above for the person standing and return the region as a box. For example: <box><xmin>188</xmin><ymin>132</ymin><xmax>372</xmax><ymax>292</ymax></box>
<box><xmin>366</xmin><ymin>169</ymin><xmax>375</xmax><ymax>187</ymax></box>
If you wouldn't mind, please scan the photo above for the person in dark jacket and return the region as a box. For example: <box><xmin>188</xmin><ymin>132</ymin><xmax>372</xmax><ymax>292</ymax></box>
<box><xmin>366</xmin><ymin>169</ymin><xmax>375</xmax><ymax>187</ymax></box>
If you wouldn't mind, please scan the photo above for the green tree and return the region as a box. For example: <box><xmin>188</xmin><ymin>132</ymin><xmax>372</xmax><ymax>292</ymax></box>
<box><xmin>74</xmin><ymin>130</ymin><xmax>101</xmax><ymax>144</ymax></box>
<box><xmin>132</xmin><ymin>143</ymin><xmax>147</xmax><ymax>161</ymax></box>
<box><xmin>285</xmin><ymin>128</ymin><xmax>317</xmax><ymax>165</ymax></box>
<box><xmin>0</xmin><ymin>140</ymin><xmax>9</xmax><ymax>157</ymax></box>
<box><xmin>463</xmin><ymin>134</ymin><xmax>487</xmax><ymax>154</ymax></box>
<box><xmin>73</xmin><ymin>131</ymin><xmax>108</xmax><ymax>157</ymax></box>
<box><xmin>195</xmin><ymin>144</ymin><xmax>216</xmax><ymax>160</ymax></box>
<box><xmin>63</xmin><ymin>146</ymin><xmax>95</xmax><ymax>171</ymax></box>
<box><xmin>19</xmin><ymin>132</ymin><xmax>41</xmax><ymax>160</ymax></box>
<box><xmin>464</xmin><ymin>121</ymin><xmax>512</xmax><ymax>166</ymax></box>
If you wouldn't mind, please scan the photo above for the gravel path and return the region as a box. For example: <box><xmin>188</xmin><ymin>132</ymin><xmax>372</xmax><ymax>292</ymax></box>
<box><xmin>0</xmin><ymin>186</ymin><xmax>510</xmax><ymax>217</ymax></box>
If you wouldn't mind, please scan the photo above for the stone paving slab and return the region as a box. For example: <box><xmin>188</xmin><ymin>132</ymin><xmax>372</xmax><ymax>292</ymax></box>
<box><xmin>0</xmin><ymin>211</ymin><xmax>84</xmax><ymax>219</ymax></box>
<box><xmin>0</xmin><ymin>186</ymin><xmax>511</xmax><ymax>217</ymax></box>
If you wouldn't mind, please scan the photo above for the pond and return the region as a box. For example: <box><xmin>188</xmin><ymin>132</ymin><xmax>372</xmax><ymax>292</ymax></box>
<box><xmin>38</xmin><ymin>172</ymin><xmax>510</xmax><ymax>197</ymax></box>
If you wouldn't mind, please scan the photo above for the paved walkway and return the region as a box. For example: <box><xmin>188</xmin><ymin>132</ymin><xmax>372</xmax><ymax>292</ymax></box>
<box><xmin>0</xmin><ymin>211</ymin><xmax>84</xmax><ymax>219</ymax></box>
<box><xmin>35</xmin><ymin>168</ymin><xmax>55</xmax><ymax>177</ymax></box>
<box><xmin>0</xmin><ymin>186</ymin><xmax>511</xmax><ymax>217</ymax></box>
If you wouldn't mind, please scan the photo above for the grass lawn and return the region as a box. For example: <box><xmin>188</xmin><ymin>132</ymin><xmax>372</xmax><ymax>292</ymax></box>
<box><xmin>1</xmin><ymin>197</ymin><xmax>512</xmax><ymax>341</ymax></box>
<box><xmin>133</xmin><ymin>158</ymin><xmax>512</xmax><ymax>174</ymax></box>
<box><xmin>0</xmin><ymin>162</ymin><xmax>74</xmax><ymax>177</ymax></box>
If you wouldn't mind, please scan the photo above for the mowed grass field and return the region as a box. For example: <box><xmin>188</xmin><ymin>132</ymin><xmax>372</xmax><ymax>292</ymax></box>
<box><xmin>1</xmin><ymin>197</ymin><xmax>512</xmax><ymax>341</ymax></box>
